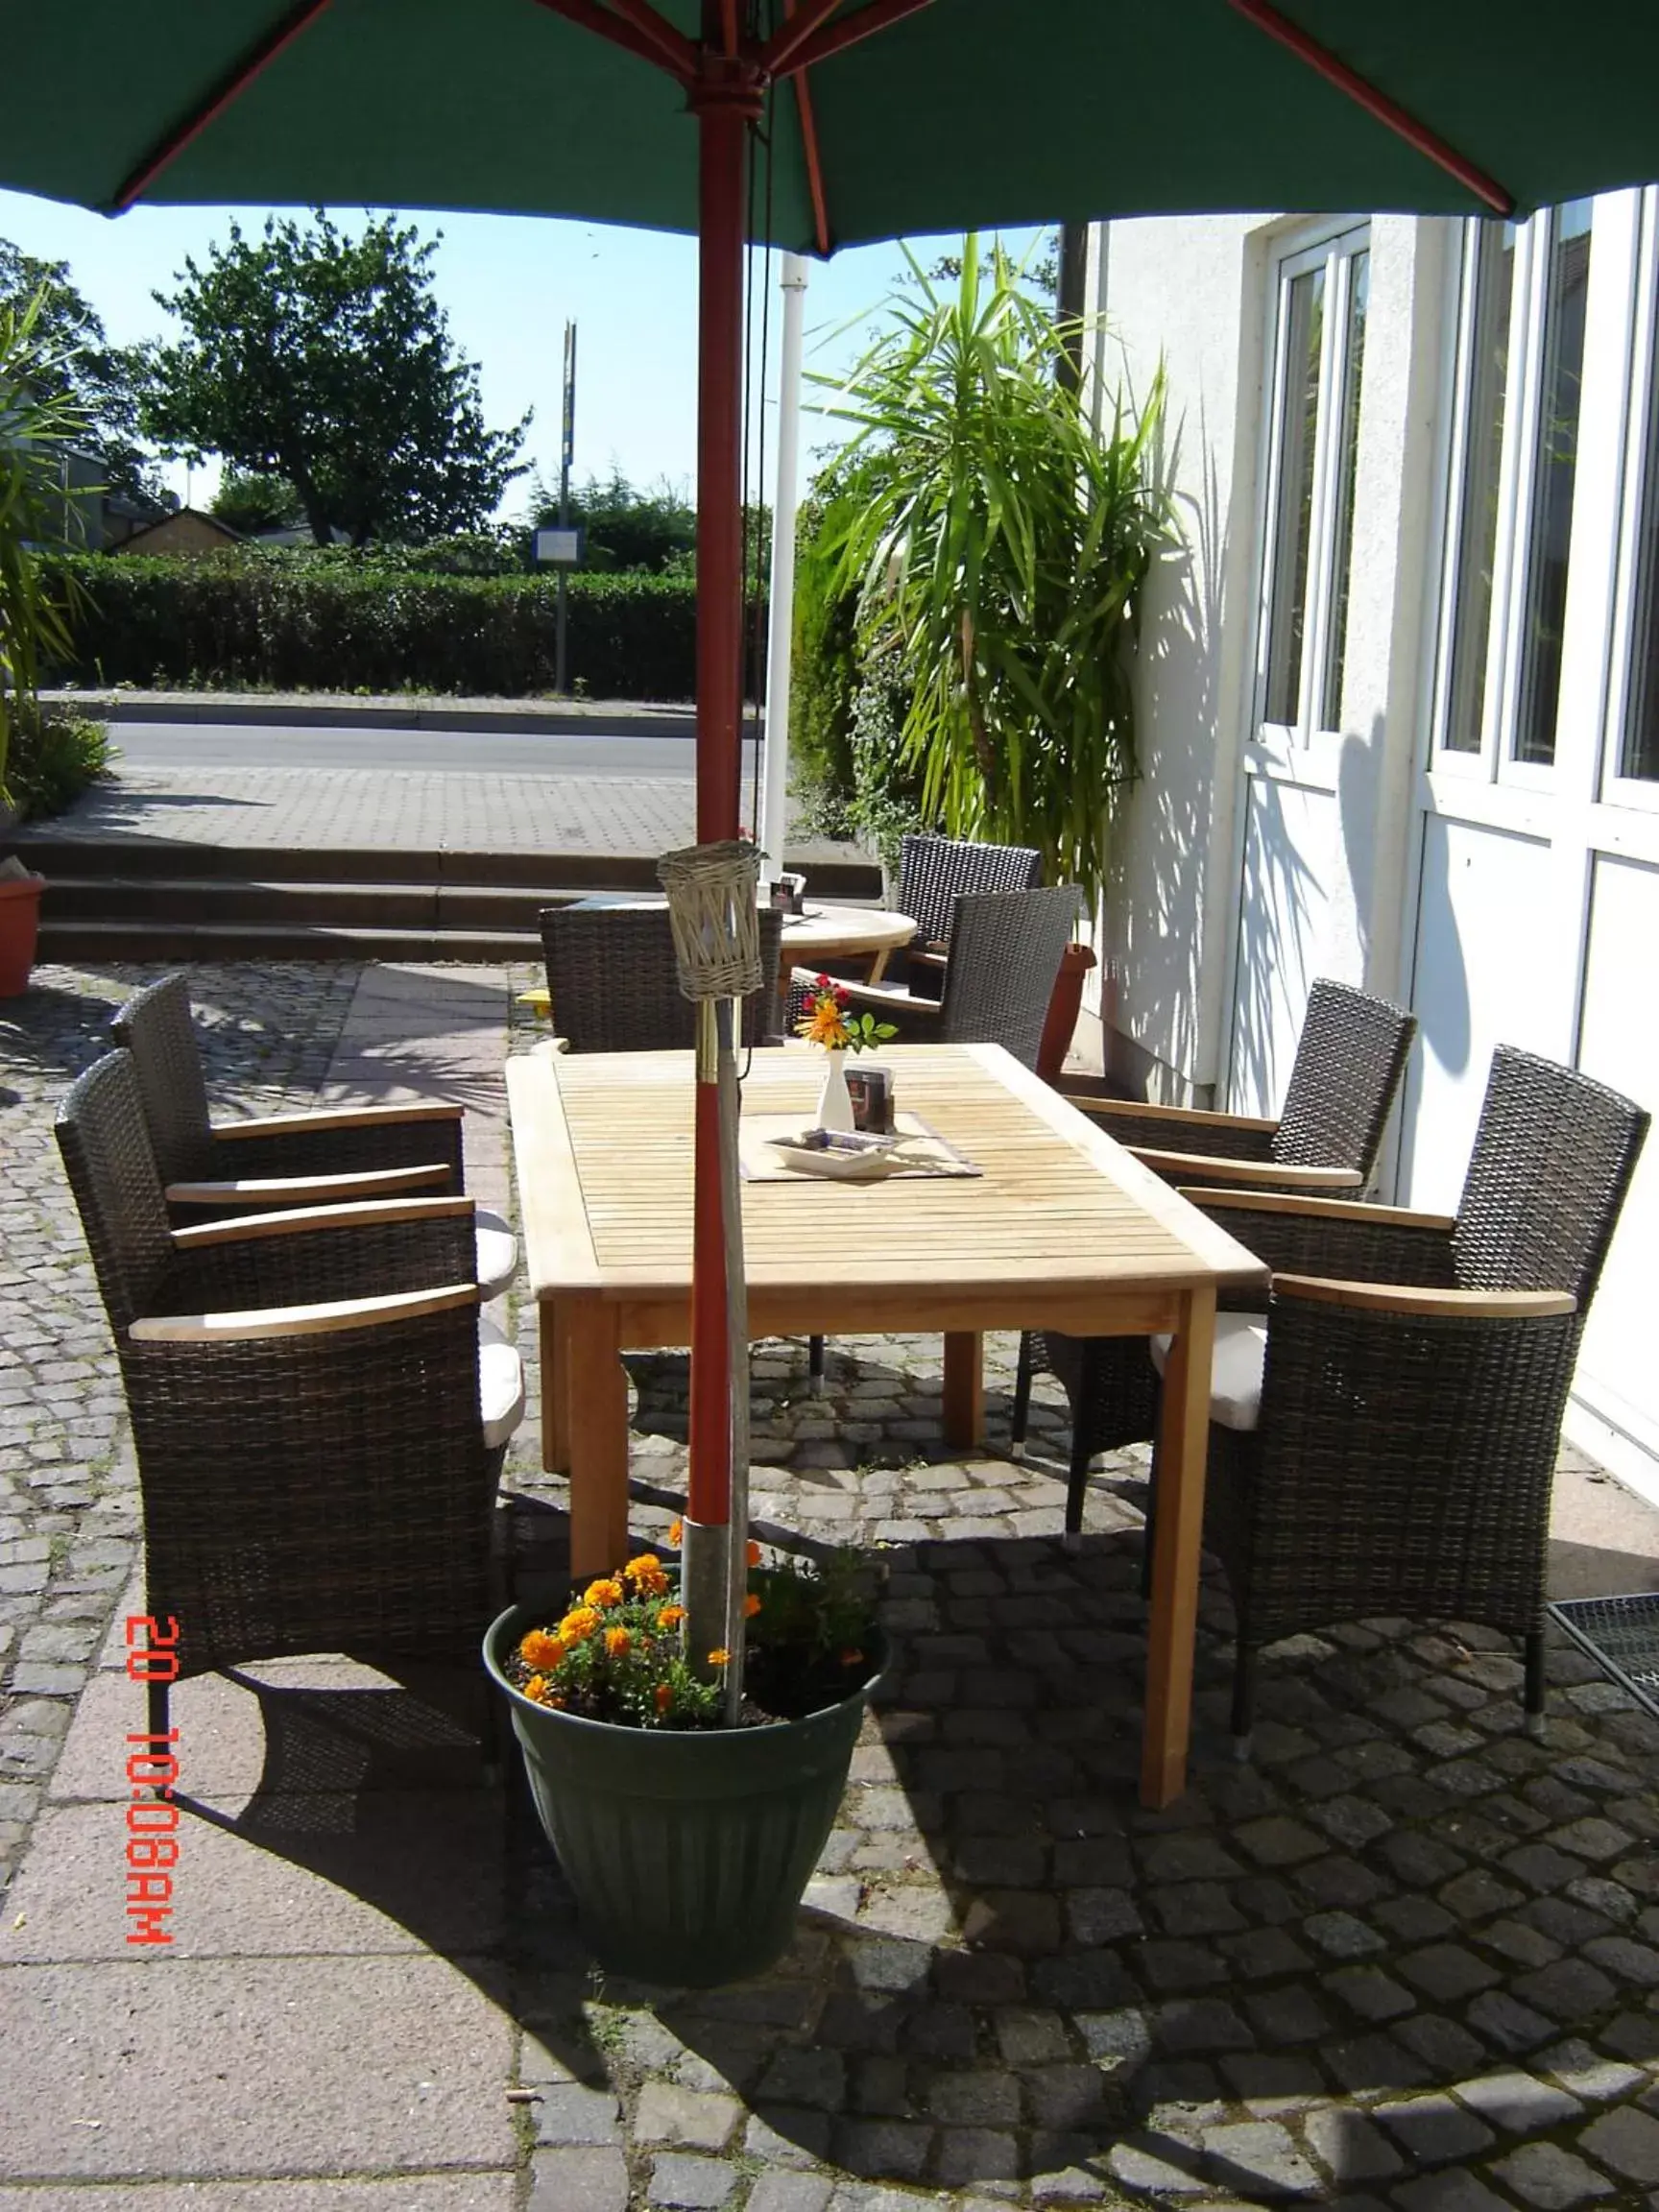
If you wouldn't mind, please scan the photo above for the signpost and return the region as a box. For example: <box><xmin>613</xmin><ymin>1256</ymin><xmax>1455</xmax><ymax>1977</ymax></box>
<box><xmin>557</xmin><ymin>320</ymin><xmax>577</xmax><ymax>695</ymax></box>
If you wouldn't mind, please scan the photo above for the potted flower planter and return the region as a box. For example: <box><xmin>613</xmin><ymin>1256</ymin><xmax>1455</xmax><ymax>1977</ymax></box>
<box><xmin>485</xmin><ymin>1602</ymin><xmax>886</xmax><ymax>1986</ymax></box>
<box><xmin>0</xmin><ymin>861</ymin><xmax>45</xmax><ymax>998</ymax></box>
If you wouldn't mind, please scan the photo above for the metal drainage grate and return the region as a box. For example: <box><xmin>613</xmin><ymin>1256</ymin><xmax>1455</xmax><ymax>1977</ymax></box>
<box><xmin>1549</xmin><ymin>1593</ymin><xmax>1659</xmax><ymax>1722</ymax></box>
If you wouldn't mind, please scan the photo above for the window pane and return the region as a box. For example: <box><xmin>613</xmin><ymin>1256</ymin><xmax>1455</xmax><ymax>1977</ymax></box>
<box><xmin>1263</xmin><ymin>265</ymin><xmax>1324</xmax><ymax>726</ymax></box>
<box><xmin>1513</xmin><ymin>199</ymin><xmax>1594</xmax><ymax>767</ymax></box>
<box><xmin>1621</xmin><ymin>299</ymin><xmax>1659</xmax><ymax>782</ymax></box>
<box><xmin>1319</xmin><ymin>250</ymin><xmax>1369</xmax><ymax>731</ymax></box>
<box><xmin>1444</xmin><ymin>222</ymin><xmax>1517</xmax><ymax>754</ymax></box>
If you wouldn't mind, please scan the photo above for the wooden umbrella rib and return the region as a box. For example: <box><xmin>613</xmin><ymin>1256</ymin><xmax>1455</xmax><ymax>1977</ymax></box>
<box><xmin>108</xmin><ymin>0</ymin><xmax>336</xmax><ymax>211</ymax></box>
<box><xmin>1227</xmin><ymin>0</ymin><xmax>1513</xmax><ymax>216</ymax></box>
<box><xmin>528</xmin><ymin>0</ymin><xmax>696</xmax><ymax>83</ymax></box>
<box><xmin>779</xmin><ymin>0</ymin><xmax>936</xmax><ymax>77</ymax></box>
<box><xmin>758</xmin><ymin>0</ymin><xmax>845</xmax><ymax>74</ymax></box>
<box><xmin>601</xmin><ymin>0</ymin><xmax>701</xmax><ymax>76</ymax></box>
<box><xmin>793</xmin><ymin>64</ymin><xmax>832</xmax><ymax>252</ymax></box>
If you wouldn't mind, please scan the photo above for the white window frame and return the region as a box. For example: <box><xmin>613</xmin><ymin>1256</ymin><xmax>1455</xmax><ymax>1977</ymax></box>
<box><xmin>1600</xmin><ymin>185</ymin><xmax>1659</xmax><ymax>817</ymax></box>
<box><xmin>1252</xmin><ymin>221</ymin><xmax>1370</xmax><ymax>755</ymax></box>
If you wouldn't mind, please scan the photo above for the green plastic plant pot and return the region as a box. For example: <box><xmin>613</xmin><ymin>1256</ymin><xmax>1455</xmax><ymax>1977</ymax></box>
<box><xmin>484</xmin><ymin>1604</ymin><xmax>887</xmax><ymax>1987</ymax></box>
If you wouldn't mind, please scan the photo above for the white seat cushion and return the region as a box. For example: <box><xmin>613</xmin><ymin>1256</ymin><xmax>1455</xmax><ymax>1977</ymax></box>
<box><xmin>477</xmin><ymin>1313</ymin><xmax>526</xmax><ymax>1450</ymax></box>
<box><xmin>1149</xmin><ymin>1312</ymin><xmax>1267</xmax><ymax>1432</ymax></box>
<box><xmin>475</xmin><ymin>1208</ymin><xmax>519</xmax><ymax>1299</ymax></box>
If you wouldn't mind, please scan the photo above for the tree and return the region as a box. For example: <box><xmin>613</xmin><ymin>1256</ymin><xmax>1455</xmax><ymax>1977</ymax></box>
<box><xmin>0</xmin><ymin>239</ymin><xmax>161</xmax><ymax>509</ymax></box>
<box><xmin>139</xmin><ymin>212</ymin><xmax>529</xmax><ymax>547</ymax></box>
<box><xmin>209</xmin><ymin>468</ymin><xmax>304</xmax><ymax>537</ymax></box>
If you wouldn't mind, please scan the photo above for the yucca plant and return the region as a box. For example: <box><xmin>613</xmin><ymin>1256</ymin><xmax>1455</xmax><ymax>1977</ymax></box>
<box><xmin>815</xmin><ymin>237</ymin><xmax>1169</xmax><ymax>917</ymax></box>
<box><xmin>0</xmin><ymin>291</ymin><xmax>91</xmax><ymax>808</ymax></box>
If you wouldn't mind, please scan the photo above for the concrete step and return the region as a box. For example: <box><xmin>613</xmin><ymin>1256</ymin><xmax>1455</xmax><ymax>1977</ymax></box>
<box><xmin>39</xmin><ymin>877</ymin><xmax>583</xmax><ymax>934</ymax></box>
<box><xmin>38</xmin><ymin>918</ymin><xmax>538</xmax><ymax>964</ymax></box>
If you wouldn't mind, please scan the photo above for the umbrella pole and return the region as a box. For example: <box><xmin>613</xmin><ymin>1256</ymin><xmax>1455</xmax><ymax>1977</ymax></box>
<box><xmin>682</xmin><ymin>56</ymin><xmax>762</xmax><ymax>1671</ymax></box>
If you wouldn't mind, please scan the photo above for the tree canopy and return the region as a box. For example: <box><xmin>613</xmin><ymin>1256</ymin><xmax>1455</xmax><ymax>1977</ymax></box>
<box><xmin>0</xmin><ymin>239</ymin><xmax>161</xmax><ymax>510</ymax></box>
<box><xmin>139</xmin><ymin>211</ymin><xmax>529</xmax><ymax>548</ymax></box>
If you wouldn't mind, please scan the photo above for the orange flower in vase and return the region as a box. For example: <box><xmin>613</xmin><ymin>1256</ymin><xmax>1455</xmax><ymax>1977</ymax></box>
<box><xmin>794</xmin><ymin>974</ymin><xmax>896</xmax><ymax>1134</ymax></box>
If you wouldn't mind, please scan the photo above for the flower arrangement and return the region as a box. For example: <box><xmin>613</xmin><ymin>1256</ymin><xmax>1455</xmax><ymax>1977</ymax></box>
<box><xmin>795</xmin><ymin>973</ymin><xmax>898</xmax><ymax>1053</ymax></box>
<box><xmin>501</xmin><ymin>1534</ymin><xmax>875</xmax><ymax>1730</ymax></box>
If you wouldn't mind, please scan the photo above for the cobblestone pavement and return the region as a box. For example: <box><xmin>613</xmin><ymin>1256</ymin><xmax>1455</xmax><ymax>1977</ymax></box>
<box><xmin>4</xmin><ymin>963</ymin><xmax>1659</xmax><ymax>2210</ymax></box>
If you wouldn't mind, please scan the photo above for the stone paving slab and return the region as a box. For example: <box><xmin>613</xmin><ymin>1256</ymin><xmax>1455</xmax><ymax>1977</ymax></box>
<box><xmin>0</xmin><ymin>2186</ymin><xmax>518</xmax><ymax>2211</ymax></box>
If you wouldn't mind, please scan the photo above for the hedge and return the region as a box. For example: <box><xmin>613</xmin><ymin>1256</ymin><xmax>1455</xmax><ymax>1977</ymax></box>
<box><xmin>53</xmin><ymin>550</ymin><xmax>717</xmax><ymax>701</ymax></box>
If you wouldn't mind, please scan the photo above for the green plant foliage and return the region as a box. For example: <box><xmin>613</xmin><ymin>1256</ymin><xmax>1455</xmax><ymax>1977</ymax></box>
<box><xmin>788</xmin><ymin>453</ymin><xmax>885</xmax><ymax>807</ymax></box>
<box><xmin>842</xmin><ymin>644</ymin><xmax>925</xmax><ymax>874</ymax></box>
<box><xmin>0</xmin><ymin>238</ymin><xmax>163</xmax><ymax>512</ymax></box>
<box><xmin>4</xmin><ymin>701</ymin><xmax>111</xmax><ymax>821</ymax></box>
<box><xmin>137</xmin><ymin>211</ymin><xmax>529</xmax><ymax>549</ymax></box>
<box><xmin>208</xmin><ymin>468</ymin><xmax>304</xmax><ymax>537</ymax></box>
<box><xmin>0</xmin><ymin>290</ymin><xmax>93</xmax><ymax>805</ymax></box>
<box><xmin>53</xmin><ymin>546</ymin><xmax>705</xmax><ymax>701</ymax></box>
<box><xmin>816</xmin><ymin>235</ymin><xmax>1170</xmax><ymax>915</ymax></box>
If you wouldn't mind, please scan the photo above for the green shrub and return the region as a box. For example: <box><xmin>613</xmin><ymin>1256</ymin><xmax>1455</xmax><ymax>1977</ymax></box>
<box><xmin>5</xmin><ymin>703</ymin><xmax>111</xmax><ymax>821</ymax></box>
<box><xmin>52</xmin><ymin>546</ymin><xmax>710</xmax><ymax>701</ymax></box>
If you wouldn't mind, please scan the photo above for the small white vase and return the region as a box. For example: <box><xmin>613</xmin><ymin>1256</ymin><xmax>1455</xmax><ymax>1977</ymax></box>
<box><xmin>816</xmin><ymin>1050</ymin><xmax>855</xmax><ymax>1134</ymax></box>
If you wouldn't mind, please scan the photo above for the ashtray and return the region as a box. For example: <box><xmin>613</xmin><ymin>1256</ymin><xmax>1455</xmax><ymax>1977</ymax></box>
<box><xmin>766</xmin><ymin>1126</ymin><xmax>905</xmax><ymax>1180</ymax></box>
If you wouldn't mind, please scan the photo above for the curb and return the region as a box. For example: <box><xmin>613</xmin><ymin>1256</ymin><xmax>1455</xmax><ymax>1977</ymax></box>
<box><xmin>43</xmin><ymin>689</ymin><xmax>698</xmax><ymax>738</ymax></box>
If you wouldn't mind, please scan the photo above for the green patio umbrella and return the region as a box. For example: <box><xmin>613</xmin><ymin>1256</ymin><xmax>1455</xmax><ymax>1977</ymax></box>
<box><xmin>11</xmin><ymin>0</ymin><xmax>1659</xmax><ymax>1723</ymax></box>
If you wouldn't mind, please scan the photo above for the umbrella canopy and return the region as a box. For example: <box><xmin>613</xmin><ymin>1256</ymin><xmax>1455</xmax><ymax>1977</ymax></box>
<box><xmin>7</xmin><ymin>1</ymin><xmax>1659</xmax><ymax>240</ymax></box>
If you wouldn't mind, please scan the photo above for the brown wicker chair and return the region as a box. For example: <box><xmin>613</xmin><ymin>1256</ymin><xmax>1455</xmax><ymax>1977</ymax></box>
<box><xmin>888</xmin><ymin>832</ymin><xmax>1043</xmax><ymax>998</ymax></box>
<box><xmin>832</xmin><ymin>885</ymin><xmax>1081</xmax><ymax>1070</ymax></box>
<box><xmin>1012</xmin><ymin>977</ymin><xmax>1417</xmax><ymax>1535</ymax></box>
<box><xmin>110</xmin><ymin>972</ymin><xmax>518</xmax><ymax>1296</ymax></box>
<box><xmin>1177</xmin><ymin>1044</ymin><xmax>1648</xmax><ymax>1743</ymax></box>
<box><xmin>539</xmin><ymin>901</ymin><xmax>784</xmax><ymax>1050</ymax></box>
<box><xmin>57</xmin><ymin>1049</ymin><xmax>523</xmax><ymax>1742</ymax></box>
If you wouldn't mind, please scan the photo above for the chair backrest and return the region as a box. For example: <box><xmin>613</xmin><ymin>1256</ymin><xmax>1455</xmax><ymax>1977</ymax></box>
<box><xmin>1453</xmin><ymin>1045</ymin><xmax>1649</xmax><ymax>1308</ymax></box>
<box><xmin>109</xmin><ymin>973</ymin><xmax>215</xmax><ymax>1185</ymax></box>
<box><xmin>898</xmin><ymin>834</ymin><xmax>1042</xmax><ymax>950</ymax></box>
<box><xmin>937</xmin><ymin>885</ymin><xmax>1080</xmax><ymax>1070</ymax></box>
<box><xmin>1272</xmin><ymin>978</ymin><xmax>1419</xmax><ymax>1176</ymax></box>
<box><xmin>539</xmin><ymin>902</ymin><xmax>783</xmax><ymax>1052</ymax></box>
<box><xmin>56</xmin><ymin>1049</ymin><xmax>177</xmax><ymax>1334</ymax></box>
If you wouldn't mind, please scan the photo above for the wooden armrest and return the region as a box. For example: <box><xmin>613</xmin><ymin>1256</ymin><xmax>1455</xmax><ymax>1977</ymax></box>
<box><xmin>909</xmin><ymin>948</ymin><xmax>949</xmax><ymax>972</ymax></box>
<box><xmin>1186</xmin><ymin>1190</ymin><xmax>1458</xmax><ymax>1230</ymax></box>
<box><xmin>171</xmin><ymin>1196</ymin><xmax>475</xmax><ymax>1249</ymax></box>
<box><xmin>1272</xmin><ymin>1273</ymin><xmax>1576</xmax><ymax>1321</ymax></box>
<box><xmin>834</xmin><ymin>979</ymin><xmax>942</xmax><ymax>1019</ymax></box>
<box><xmin>210</xmin><ymin>1102</ymin><xmax>464</xmax><ymax>1141</ymax></box>
<box><xmin>1134</xmin><ymin>1146</ymin><xmax>1363</xmax><ymax>1191</ymax></box>
<box><xmin>1068</xmin><ymin>1094</ymin><xmax>1280</xmax><ymax>1136</ymax></box>
<box><xmin>131</xmin><ymin>1283</ymin><xmax>479</xmax><ymax>1345</ymax></box>
<box><xmin>166</xmin><ymin>1163</ymin><xmax>451</xmax><ymax>1207</ymax></box>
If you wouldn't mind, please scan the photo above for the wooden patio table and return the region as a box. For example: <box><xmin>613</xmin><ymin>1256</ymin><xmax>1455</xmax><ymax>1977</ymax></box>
<box><xmin>505</xmin><ymin>1039</ymin><xmax>1264</xmax><ymax>1808</ymax></box>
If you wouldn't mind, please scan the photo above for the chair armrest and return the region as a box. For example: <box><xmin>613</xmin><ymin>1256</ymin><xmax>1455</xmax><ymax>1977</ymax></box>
<box><xmin>1272</xmin><ymin>1273</ymin><xmax>1576</xmax><ymax>1321</ymax></box>
<box><xmin>167</xmin><ymin>1197</ymin><xmax>478</xmax><ymax>1312</ymax></box>
<box><xmin>211</xmin><ymin>1103</ymin><xmax>464</xmax><ymax>1139</ymax></box>
<box><xmin>832</xmin><ymin>979</ymin><xmax>943</xmax><ymax>1021</ymax></box>
<box><xmin>171</xmin><ymin>1195</ymin><xmax>475</xmax><ymax>1249</ymax></box>
<box><xmin>167</xmin><ymin>1163</ymin><xmax>451</xmax><ymax>1210</ymax></box>
<box><xmin>131</xmin><ymin>1283</ymin><xmax>479</xmax><ymax>1345</ymax></box>
<box><xmin>1068</xmin><ymin>1095</ymin><xmax>1279</xmax><ymax>1161</ymax></box>
<box><xmin>1133</xmin><ymin>1146</ymin><xmax>1363</xmax><ymax>1192</ymax></box>
<box><xmin>1179</xmin><ymin>1188</ymin><xmax>1460</xmax><ymax>1288</ymax></box>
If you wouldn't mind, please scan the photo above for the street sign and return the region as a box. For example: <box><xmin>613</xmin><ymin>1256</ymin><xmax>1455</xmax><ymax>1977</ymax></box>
<box><xmin>534</xmin><ymin>525</ymin><xmax>584</xmax><ymax>565</ymax></box>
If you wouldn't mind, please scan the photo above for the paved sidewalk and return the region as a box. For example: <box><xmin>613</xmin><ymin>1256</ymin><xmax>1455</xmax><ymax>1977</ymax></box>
<box><xmin>49</xmin><ymin>686</ymin><xmax>696</xmax><ymax>733</ymax></box>
<box><xmin>4</xmin><ymin>962</ymin><xmax>1659</xmax><ymax>2209</ymax></box>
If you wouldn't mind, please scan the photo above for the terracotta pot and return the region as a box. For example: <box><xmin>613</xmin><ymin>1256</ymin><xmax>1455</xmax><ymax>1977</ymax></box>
<box><xmin>1037</xmin><ymin>940</ymin><xmax>1097</xmax><ymax>1086</ymax></box>
<box><xmin>0</xmin><ymin>871</ymin><xmax>44</xmax><ymax>998</ymax></box>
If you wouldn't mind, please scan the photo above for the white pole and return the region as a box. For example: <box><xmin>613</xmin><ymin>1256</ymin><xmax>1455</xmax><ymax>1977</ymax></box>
<box><xmin>758</xmin><ymin>252</ymin><xmax>807</xmax><ymax>896</ymax></box>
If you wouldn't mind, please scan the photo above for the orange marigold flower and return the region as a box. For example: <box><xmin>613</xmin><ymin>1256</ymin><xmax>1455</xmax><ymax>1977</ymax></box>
<box><xmin>519</xmin><ymin>1628</ymin><xmax>565</xmax><ymax>1672</ymax></box>
<box><xmin>743</xmin><ymin>1593</ymin><xmax>761</xmax><ymax>1618</ymax></box>
<box><xmin>746</xmin><ymin>1539</ymin><xmax>762</xmax><ymax>1567</ymax></box>
<box><xmin>522</xmin><ymin>1673</ymin><xmax>549</xmax><ymax>1703</ymax></box>
<box><xmin>625</xmin><ymin>1552</ymin><xmax>662</xmax><ymax>1581</ymax></box>
<box><xmin>667</xmin><ymin>1517</ymin><xmax>685</xmax><ymax>1549</ymax></box>
<box><xmin>585</xmin><ymin>1577</ymin><xmax>624</xmax><ymax>1609</ymax></box>
<box><xmin>707</xmin><ymin>1647</ymin><xmax>732</xmax><ymax>1667</ymax></box>
<box><xmin>660</xmin><ymin>1603</ymin><xmax>685</xmax><ymax>1630</ymax></box>
<box><xmin>654</xmin><ymin>1682</ymin><xmax>673</xmax><ymax>1715</ymax></box>
<box><xmin>559</xmin><ymin>1606</ymin><xmax>601</xmax><ymax>1644</ymax></box>
<box><xmin>796</xmin><ymin>998</ymin><xmax>852</xmax><ymax>1050</ymax></box>
<box><xmin>604</xmin><ymin>1625</ymin><xmax>632</xmax><ymax>1658</ymax></box>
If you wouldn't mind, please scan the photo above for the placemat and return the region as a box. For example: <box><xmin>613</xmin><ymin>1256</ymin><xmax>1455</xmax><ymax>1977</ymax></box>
<box><xmin>739</xmin><ymin>1110</ymin><xmax>980</xmax><ymax>1183</ymax></box>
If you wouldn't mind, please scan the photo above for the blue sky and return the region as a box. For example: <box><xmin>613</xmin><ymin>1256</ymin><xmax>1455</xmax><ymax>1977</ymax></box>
<box><xmin>0</xmin><ymin>186</ymin><xmax>1045</xmax><ymax>517</ymax></box>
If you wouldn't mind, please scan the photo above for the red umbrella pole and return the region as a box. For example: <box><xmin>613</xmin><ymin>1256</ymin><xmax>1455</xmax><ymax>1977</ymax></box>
<box><xmin>685</xmin><ymin>53</ymin><xmax>760</xmax><ymax>1533</ymax></box>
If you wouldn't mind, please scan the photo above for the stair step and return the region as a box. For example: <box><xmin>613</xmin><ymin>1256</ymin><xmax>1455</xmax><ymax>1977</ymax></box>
<box><xmin>39</xmin><ymin>877</ymin><xmax>585</xmax><ymax>932</ymax></box>
<box><xmin>38</xmin><ymin>919</ymin><xmax>539</xmax><ymax>964</ymax></box>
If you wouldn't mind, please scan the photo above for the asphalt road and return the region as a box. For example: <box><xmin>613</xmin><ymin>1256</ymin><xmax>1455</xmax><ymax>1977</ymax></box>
<box><xmin>108</xmin><ymin>718</ymin><xmax>763</xmax><ymax>781</ymax></box>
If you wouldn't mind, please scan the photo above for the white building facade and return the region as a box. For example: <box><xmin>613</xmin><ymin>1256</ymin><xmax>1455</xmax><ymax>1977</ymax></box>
<box><xmin>1088</xmin><ymin>194</ymin><xmax>1659</xmax><ymax>1503</ymax></box>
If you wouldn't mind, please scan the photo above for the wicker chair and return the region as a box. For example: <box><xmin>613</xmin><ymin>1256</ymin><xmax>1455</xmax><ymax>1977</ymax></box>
<box><xmin>890</xmin><ymin>832</ymin><xmax>1043</xmax><ymax>997</ymax></box>
<box><xmin>1175</xmin><ymin>1045</ymin><xmax>1648</xmax><ymax>1743</ymax></box>
<box><xmin>110</xmin><ymin>974</ymin><xmax>519</xmax><ymax>1299</ymax></box>
<box><xmin>57</xmin><ymin>1049</ymin><xmax>523</xmax><ymax>1742</ymax></box>
<box><xmin>1012</xmin><ymin>977</ymin><xmax>1418</xmax><ymax>1534</ymax></box>
<box><xmin>833</xmin><ymin>885</ymin><xmax>1081</xmax><ymax>1070</ymax></box>
<box><xmin>540</xmin><ymin>902</ymin><xmax>784</xmax><ymax>1050</ymax></box>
